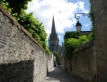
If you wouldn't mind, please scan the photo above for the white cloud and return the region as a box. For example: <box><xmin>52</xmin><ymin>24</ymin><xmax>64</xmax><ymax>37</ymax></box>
<box><xmin>26</xmin><ymin>0</ymin><xmax>87</xmax><ymax>42</ymax></box>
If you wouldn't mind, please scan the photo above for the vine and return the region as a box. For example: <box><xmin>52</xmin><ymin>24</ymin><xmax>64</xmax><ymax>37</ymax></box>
<box><xmin>0</xmin><ymin>0</ymin><xmax>50</xmax><ymax>55</ymax></box>
<box><xmin>64</xmin><ymin>31</ymin><xmax>93</xmax><ymax>60</ymax></box>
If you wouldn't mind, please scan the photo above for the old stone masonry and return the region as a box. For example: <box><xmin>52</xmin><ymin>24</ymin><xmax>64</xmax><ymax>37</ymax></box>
<box><xmin>0</xmin><ymin>5</ymin><xmax>47</xmax><ymax>82</ymax></box>
<box><xmin>0</xmin><ymin>0</ymin><xmax>107</xmax><ymax>82</ymax></box>
<box><xmin>0</xmin><ymin>5</ymin><xmax>84</xmax><ymax>82</ymax></box>
<box><xmin>0</xmin><ymin>5</ymin><xmax>85</xmax><ymax>82</ymax></box>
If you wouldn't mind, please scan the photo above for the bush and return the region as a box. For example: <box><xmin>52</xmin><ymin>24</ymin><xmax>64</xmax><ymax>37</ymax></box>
<box><xmin>0</xmin><ymin>0</ymin><xmax>50</xmax><ymax>55</ymax></box>
<box><xmin>64</xmin><ymin>31</ymin><xmax>93</xmax><ymax>60</ymax></box>
<box><xmin>53</xmin><ymin>51</ymin><xmax>60</xmax><ymax>63</ymax></box>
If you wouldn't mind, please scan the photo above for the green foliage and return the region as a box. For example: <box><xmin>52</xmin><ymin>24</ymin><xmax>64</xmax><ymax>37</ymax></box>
<box><xmin>64</xmin><ymin>31</ymin><xmax>92</xmax><ymax>60</ymax></box>
<box><xmin>45</xmin><ymin>45</ymin><xmax>50</xmax><ymax>55</ymax></box>
<box><xmin>53</xmin><ymin>51</ymin><xmax>60</xmax><ymax>62</ymax></box>
<box><xmin>88</xmin><ymin>31</ymin><xmax>94</xmax><ymax>40</ymax></box>
<box><xmin>0</xmin><ymin>0</ymin><xmax>50</xmax><ymax>55</ymax></box>
<box><xmin>64</xmin><ymin>38</ymin><xmax>81</xmax><ymax>59</ymax></box>
<box><xmin>4</xmin><ymin>0</ymin><xmax>32</xmax><ymax>14</ymax></box>
<box><xmin>64</xmin><ymin>31</ymin><xmax>81</xmax><ymax>40</ymax></box>
<box><xmin>79</xmin><ymin>35</ymin><xmax>89</xmax><ymax>45</ymax></box>
<box><xmin>65</xmin><ymin>38</ymin><xmax>80</xmax><ymax>49</ymax></box>
<box><xmin>17</xmin><ymin>11</ymin><xmax>50</xmax><ymax>54</ymax></box>
<box><xmin>0</xmin><ymin>0</ymin><xmax>12</xmax><ymax>13</ymax></box>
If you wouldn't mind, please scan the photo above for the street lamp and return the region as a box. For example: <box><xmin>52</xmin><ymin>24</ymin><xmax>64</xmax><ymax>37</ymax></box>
<box><xmin>76</xmin><ymin>20</ymin><xmax>82</xmax><ymax>32</ymax></box>
<box><xmin>75</xmin><ymin>13</ymin><xmax>90</xmax><ymax>32</ymax></box>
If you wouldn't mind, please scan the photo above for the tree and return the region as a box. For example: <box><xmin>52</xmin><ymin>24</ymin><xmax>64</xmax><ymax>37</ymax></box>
<box><xmin>64</xmin><ymin>38</ymin><xmax>80</xmax><ymax>59</ymax></box>
<box><xmin>0</xmin><ymin>0</ymin><xmax>12</xmax><ymax>13</ymax></box>
<box><xmin>64</xmin><ymin>31</ymin><xmax>90</xmax><ymax>60</ymax></box>
<box><xmin>16</xmin><ymin>11</ymin><xmax>50</xmax><ymax>54</ymax></box>
<box><xmin>4</xmin><ymin>0</ymin><xmax>32</xmax><ymax>14</ymax></box>
<box><xmin>53</xmin><ymin>51</ymin><xmax>60</xmax><ymax>63</ymax></box>
<box><xmin>64</xmin><ymin>31</ymin><xmax>81</xmax><ymax>40</ymax></box>
<box><xmin>0</xmin><ymin>0</ymin><xmax>51</xmax><ymax>55</ymax></box>
<box><xmin>79</xmin><ymin>35</ymin><xmax>89</xmax><ymax>45</ymax></box>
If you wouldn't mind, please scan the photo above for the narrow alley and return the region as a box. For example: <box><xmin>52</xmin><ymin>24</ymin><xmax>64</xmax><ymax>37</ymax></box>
<box><xmin>46</xmin><ymin>67</ymin><xmax>85</xmax><ymax>82</ymax></box>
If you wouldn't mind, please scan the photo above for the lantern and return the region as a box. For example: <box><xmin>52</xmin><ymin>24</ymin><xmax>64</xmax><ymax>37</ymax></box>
<box><xmin>76</xmin><ymin>21</ymin><xmax>82</xmax><ymax>32</ymax></box>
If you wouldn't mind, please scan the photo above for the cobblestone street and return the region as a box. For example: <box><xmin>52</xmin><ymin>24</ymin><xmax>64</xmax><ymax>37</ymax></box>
<box><xmin>46</xmin><ymin>67</ymin><xmax>85</xmax><ymax>82</ymax></box>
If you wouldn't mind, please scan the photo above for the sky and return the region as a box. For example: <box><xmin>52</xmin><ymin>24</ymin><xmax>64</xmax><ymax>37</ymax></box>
<box><xmin>26</xmin><ymin>0</ymin><xmax>92</xmax><ymax>46</ymax></box>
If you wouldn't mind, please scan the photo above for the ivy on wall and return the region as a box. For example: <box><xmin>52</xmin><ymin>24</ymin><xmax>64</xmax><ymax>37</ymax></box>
<box><xmin>64</xmin><ymin>31</ymin><xmax>93</xmax><ymax>60</ymax></box>
<box><xmin>0</xmin><ymin>0</ymin><xmax>50</xmax><ymax>55</ymax></box>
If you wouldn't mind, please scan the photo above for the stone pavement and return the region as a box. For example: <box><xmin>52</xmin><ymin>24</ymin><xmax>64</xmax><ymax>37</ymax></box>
<box><xmin>46</xmin><ymin>67</ymin><xmax>85</xmax><ymax>82</ymax></box>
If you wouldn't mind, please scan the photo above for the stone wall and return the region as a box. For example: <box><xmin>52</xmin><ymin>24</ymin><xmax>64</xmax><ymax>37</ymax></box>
<box><xmin>61</xmin><ymin>41</ymin><xmax>96</xmax><ymax>82</ymax></box>
<box><xmin>0</xmin><ymin>5</ymin><xmax>47</xmax><ymax>82</ymax></box>
<box><xmin>91</xmin><ymin>0</ymin><xmax>107</xmax><ymax>82</ymax></box>
<box><xmin>61</xmin><ymin>54</ymin><xmax>65</xmax><ymax>70</ymax></box>
<box><xmin>61</xmin><ymin>0</ymin><xmax>107</xmax><ymax>82</ymax></box>
<box><xmin>71</xmin><ymin>41</ymin><xmax>96</xmax><ymax>82</ymax></box>
<box><xmin>47</xmin><ymin>54</ymin><xmax>55</xmax><ymax>72</ymax></box>
<box><xmin>0</xmin><ymin>60</ymin><xmax>34</xmax><ymax>82</ymax></box>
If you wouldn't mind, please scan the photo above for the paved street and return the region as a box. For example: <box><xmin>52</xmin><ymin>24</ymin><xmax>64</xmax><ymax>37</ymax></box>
<box><xmin>46</xmin><ymin>67</ymin><xmax>85</xmax><ymax>82</ymax></box>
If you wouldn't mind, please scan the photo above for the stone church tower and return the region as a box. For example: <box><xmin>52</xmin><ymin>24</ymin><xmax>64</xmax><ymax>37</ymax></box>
<box><xmin>48</xmin><ymin>16</ymin><xmax>61</xmax><ymax>53</ymax></box>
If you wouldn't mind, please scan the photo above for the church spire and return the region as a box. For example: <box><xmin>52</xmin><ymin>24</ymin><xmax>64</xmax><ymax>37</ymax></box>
<box><xmin>51</xmin><ymin>16</ymin><xmax>56</xmax><ymax>34</ymax></box>
<box><xmin>48</xmin><ymin>16</ymin><xmax>60</xmax><ymax>52</ymax></box>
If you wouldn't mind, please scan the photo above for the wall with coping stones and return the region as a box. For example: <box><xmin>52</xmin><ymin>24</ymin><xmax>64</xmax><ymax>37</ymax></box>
<box><xmin>71</xmin><ymin>41</ymin><xmax>96</xmax><ymax>82</ymax></box>
<box><xmin>61</xmin><ymin>0</ymin><xmax>107</xmax><ymax>81</ymax></box>
<box><xmin>61</xmin><ymin>41</ymin><xmax>96</xmax><ymax>82</ymax></box>
<box><xmin>91</xmin><ymin>0</ymin><xmax>107</xmax><ymax>82</ymax></box>
<box><xmin>0</xmin><ymin>5</ymin><xmax>47</xmax><ymax>82</ymax></box>
<box><xmin>47</xmin><ymin>54</ymin><xmax>55</xmax><ymax>72</ymax></box>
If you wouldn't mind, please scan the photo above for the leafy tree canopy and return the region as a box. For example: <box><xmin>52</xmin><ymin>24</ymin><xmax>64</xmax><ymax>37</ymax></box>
<box><xmin>64</xmin><ymin>31</ymin><xmax>81</xmax><ymax>40</ymax></box>
<box><xmin>64</xmin><ymin>31</ymin><xmax>93</xmax><ymax>60</ymax></box>
<box><xmin>0</xmin><ymin>0</ymin><xmax>50</xmax><ymax>55</ymax></box>
<box><xmin>53</xmin><ymin>51</ymin><xmax>60</xmax><ymax>63</ymax></box>
<box><xmin>17</xmin><ymin>11</ymin><xmax>50</xmax><ymax>55</ymax></box>
<box><xmin>0</xmin><ymin>0</ymin><xmax>12</xmax><ymax>13</ymax></box>
<box><xmin>2</xmin><ymin>0</ymin><xmax>32</xmax><ymax>14</ymax></box>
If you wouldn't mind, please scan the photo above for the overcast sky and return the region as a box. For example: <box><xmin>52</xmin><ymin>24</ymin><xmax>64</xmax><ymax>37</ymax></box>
<box><xmin>26</xmin><ymin>0</ymin><xmax>92</xmax><ymax>45</ymax></box>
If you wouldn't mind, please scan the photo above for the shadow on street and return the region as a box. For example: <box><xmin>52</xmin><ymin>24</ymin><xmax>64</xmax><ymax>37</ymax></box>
<box><xmin>46</xmin><ymin>67</ymin><xmax>85</xmax><ymax>82</ymax></box>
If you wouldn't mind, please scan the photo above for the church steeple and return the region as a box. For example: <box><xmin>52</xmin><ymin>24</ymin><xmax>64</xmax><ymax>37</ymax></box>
<box><xmin>51</xmin><ymin>16</ymin><xmax>56</xmax><ymax>34</ymax></box>
<box><xmin>48</xmin><ymin>16</ymin><xmax>59</xmax><ymax>52</ymax></box>
<box><xmin>49</xmin><ymin>16</ymin><xmax>58</xmax><ymax>41</ymax></box>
